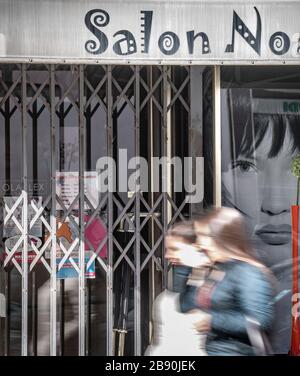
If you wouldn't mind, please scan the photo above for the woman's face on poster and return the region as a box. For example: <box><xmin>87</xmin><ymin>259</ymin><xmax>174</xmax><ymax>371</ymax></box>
<box><xmin>222</xmin><ymin>119</ymin><xmax>298</xmax><ymax>268</ymax></box>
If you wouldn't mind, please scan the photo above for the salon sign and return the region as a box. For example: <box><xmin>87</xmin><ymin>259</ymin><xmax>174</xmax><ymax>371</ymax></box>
<box><xmin>1</xmin><ymin>0</ymin><xmax>300</xmax><ymax>63</ymax></box>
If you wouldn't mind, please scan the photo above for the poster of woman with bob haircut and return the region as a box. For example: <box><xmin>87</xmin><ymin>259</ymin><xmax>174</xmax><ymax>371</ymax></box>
<box><xmin>221</xmin><ymin>87</ymin><xmax>300</xmax><ymax>354</ymax></box>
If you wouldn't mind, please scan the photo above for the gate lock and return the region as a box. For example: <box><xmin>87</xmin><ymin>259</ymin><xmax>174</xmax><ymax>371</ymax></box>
<box><xmin>118</xmin><ymin>212</ymin><xmax>161</xmax><ymax>233</ymax></box>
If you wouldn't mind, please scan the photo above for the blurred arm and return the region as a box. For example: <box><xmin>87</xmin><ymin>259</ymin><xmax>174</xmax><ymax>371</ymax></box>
<box><xmin>211</xmin><ymin>264</ymin><xmax>275</xmax><ymax>337</ymax></box>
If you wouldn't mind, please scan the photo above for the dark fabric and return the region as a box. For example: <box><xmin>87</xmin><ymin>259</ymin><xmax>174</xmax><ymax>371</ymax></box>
<box><xmin>179</xmin><ymin>260</ymin><xmax>275</xmax><ymax>356</ymax></box>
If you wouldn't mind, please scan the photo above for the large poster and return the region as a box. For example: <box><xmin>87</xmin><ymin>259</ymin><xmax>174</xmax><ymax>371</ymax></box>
<box><xmin>221</xmin><ymin>88</ymin><xmax>300</xmax><ymax>354</ymax></box>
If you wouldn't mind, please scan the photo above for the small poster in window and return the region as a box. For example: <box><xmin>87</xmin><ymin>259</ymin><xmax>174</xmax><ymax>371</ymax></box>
<box><xmin>56</xmin><ymin>255</ymin><xmax>96</xmax><ymax>279</ymax></box>
<box><xmin>56</xmin><ymin>171</ymin><xmax>99</xmax><ymax>210</ymax></box>
<box><xmin>3</xmin><ymin>196</ymin><xmax>43</xmax><ymax>238</ymax></box>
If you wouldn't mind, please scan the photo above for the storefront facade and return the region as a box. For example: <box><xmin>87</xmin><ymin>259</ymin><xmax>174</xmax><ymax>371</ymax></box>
<box><xmin>0</xmin><ymin>0</ymin><xmax>299</xmax><ymax>356</ymax></box>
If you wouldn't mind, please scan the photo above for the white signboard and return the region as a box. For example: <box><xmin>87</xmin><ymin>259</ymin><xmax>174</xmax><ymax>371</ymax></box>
<box><xmin>0</xmin><ymin>1</ymin><xmax>300</xmax><ymax>63</ymax></box>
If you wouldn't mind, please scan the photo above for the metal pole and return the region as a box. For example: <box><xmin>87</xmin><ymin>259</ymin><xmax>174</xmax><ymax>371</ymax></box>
<box><xmin>85</xmin><ymin>103</ymin><xmax>91</xmax><ymax>355</ymax></box>
<box><xmin>149</xmin><ymin>67</ymin><xmax>155</xmax><ymax>344</ymax></box>
<box><xmin>58</xmin><ymin>102</ymin><xmax>65</xmax><ymax>356</ymax></box>
<box><xmin>166</xmin><ymin>68</ymin><xmax>172</xmax><ymax>290</ymax></box>
<box><xmin>107</xmin><ymin>65</ymin><xmax>114</xmax><ymax>356</ymax></box>
<box><xmin>212</xmin><ymin>66</ymin><xmax>222</xmax><ymax>208</ymax></box>
<box><xmin>187</xmin><ymin>66</ymin><xmax>193</xmax><ymax>219</ymax></box>
<box><xmin>50</xmin><ymin>64</ymin><xmax>57</xmax><ymax>356</ymax></box>
<box><xmin>4</xmin><ymin>95</ymin><xmax>11</xmax><ymax>356</ymax></box>
<box><xmin>21</xmin><ymin>63</ymin><xmax>29</xmax><ymax>356</ymax></box>
<box><xmin>79</xmin><ymin>65</ymin><xmax>86</xmax><ymax>356</ymax></box>
<box><xmin>0</xmin><ymin>264</ymin><xmax>4</xmax><ymax>356</ymax></box>
<box><xmin>4</xmin><ymin>272</ymin><xmax>10</xmax><ymax>355</ymax></box>
<box><xmin>31</xmin><ymin>100</ymin><xmax>38</xmax><ymax>356</ymax></box>
<box><xmin>190</xmin><ymin>66</ymin><xmax>204</xmax><ymax>216</ymax></box>
<box><xmin>134</xmin><ymin>66</ymin><xmax>141</xmax><ymax>356</ymax></box>
<box><xmin>162</xmin><ymin>66</ymin><xmax>170</xmax><ymax>290</ymax></box>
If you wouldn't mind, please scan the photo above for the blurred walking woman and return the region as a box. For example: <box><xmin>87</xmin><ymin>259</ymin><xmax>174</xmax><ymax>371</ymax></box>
<box><xmin>180</xmin><ymin>207</ymin><xmax>276</xmax><ymax>356</ymax></box>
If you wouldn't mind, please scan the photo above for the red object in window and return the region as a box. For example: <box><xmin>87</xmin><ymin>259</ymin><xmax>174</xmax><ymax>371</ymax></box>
<box><xmin>84</xmin><ymin>214</ymin><xmax>107</xmax><ymax>259</ymax></box>
<box><xmin>290</xmin><ymin>205</ymin><xmax>300</xmax><ymax>356</ymax></box>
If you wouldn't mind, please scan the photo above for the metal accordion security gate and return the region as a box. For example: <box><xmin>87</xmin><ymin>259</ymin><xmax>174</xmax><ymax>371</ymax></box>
<box><xmin>0</xmin><ymin>63</ymin><xmax>202</xmax><ymax>356</ymax></box>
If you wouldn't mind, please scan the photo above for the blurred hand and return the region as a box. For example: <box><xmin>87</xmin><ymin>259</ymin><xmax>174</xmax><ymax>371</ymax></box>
<box><xmin>186</xmin><ymin>310</ymin><xmax>212</xmax><ymax>332</ymax></box>
<box><xmin>176</xmin><ymin>248</ymin><xmax>211</xmax><ymax>268</ymax></box>
<box><xmin>165</xmin><ymin>241</ymin><xmax>210</xmax><ymax>268</ymax></box>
